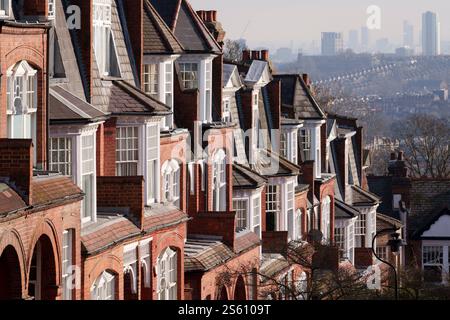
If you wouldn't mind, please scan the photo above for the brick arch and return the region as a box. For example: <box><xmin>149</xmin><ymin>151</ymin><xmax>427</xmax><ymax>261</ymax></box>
<box><xmin>233</xmin><ymin>275</ymin><xmax>247</xmax><ymax>300</ymax></box>
<box><xmin>154</xmin><ymin>231</ymin><xmax>185</xmax><ymax>255</ymax></box>
<box><xmin>4</xmin><ymin>45</ymin><xmax>45</xmax><ymax>71</ymax></box>
<box><xmin>27</xmin><ymin>218</ymin><xmax>61</xmax><ymax>282</ymax></box>
<box><xmin>87</xmin><ymin>254</ymin><xmax>123</xmax><ymax>300</ymax></box>
<box><xmin>0</xmin><ymin>229</ymin><xmax>27</xmax><ymax>299</ymax></box>
<box><xmin>216</xmin><ymin>284</ymin><xmax>229</xmax><ymax>300</ymax></box>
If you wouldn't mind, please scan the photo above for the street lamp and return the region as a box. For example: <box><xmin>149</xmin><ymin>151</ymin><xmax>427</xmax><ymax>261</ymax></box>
<box><xmin>372</xmin><ymin>227</ymin><xmax>402</xmax><ymax>300</ymax></box>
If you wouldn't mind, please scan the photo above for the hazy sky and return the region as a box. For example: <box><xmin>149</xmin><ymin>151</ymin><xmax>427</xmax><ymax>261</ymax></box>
<box><xmin>190</xmin><ymin>0</ymin><xmax>449</xmax><ymax>50</ymax></box>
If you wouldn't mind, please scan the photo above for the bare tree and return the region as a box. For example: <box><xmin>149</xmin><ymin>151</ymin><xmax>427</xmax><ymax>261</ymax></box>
<box><xmin>391</xmin><ymin>114</ymin><xmax>450</xmax><ymax>178</ymax></box>
<box><xmin>223</xmin><ymin>39</ymin><xmax>248</xmax><ymax>62</ymax></box>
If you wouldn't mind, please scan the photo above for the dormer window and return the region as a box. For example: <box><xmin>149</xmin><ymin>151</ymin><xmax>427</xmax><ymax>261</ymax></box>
<box><xmin>6</xmin><ymin>61</ymin><xmax>37</xmax><ymax>163</ymax></box>
<box><xmin>93</xmin><ymin>0</ymin><xmax>119</xmax><ymax>77</ymax></box>
<box><xmin>0</xmin><ymin>0</ymin><xmax>10</xmax><ymax>18</ymax></box>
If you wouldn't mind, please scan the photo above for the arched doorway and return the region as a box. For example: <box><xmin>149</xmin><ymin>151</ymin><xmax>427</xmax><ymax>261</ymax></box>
<box><xmin>234</xmin><ymin>276</ymin><xmax>247</xmax><ymax>300</ymax></box>
<box><xmin>0</xmin><ymin>245</ymin><xmax>22</xmax><ymax>299</ymax></box>
<box><xmin>28</xmin><ymin>235</ymin><xmax>57</xmax><ymax>300</ymax></box>
<box><xmin>218</xmin><ymin>285</ymin><xmax>228</xmax><ymax>300</ymax></box>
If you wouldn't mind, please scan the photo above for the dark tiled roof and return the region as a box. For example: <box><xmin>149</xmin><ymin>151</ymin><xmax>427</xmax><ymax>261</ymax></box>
<box><xmin>143</xmin><ymin>0</ymin><xmax>184</xmax><ymax>55</ymax></box>
<box><xmin>0</xmin><ymin>184</ymin><xmax>27</xmax><ymax>215</ymax></box>
<box><xmin>274</xmin><ymin>74</ymin><xmax>326</xmax><ymax>120</ymax></box>
<box><xmin>254</xmin><ymin>150</ymin><xmax>301</xmax><ymax>177</ymax></box>
<box><xmin>81</xmin><ymin>213</ymin><xmax>141</xmax><ymax>255</ymax></box>
<box><xmin>143</xmin><ymin>204</ymin><xmax>189</xmax><ymax>232</ymax></box>
<box><xmin>49</xmin><ymin>86</ymin><xmax>108</xmax><ymax>123</ymax></box>
<box><xmin>149</xmin><ymin>0</ymin><xmax>221</xmax><ymax>53</ymax></box>
<box><xmin>335</xmin><ymin>199</ymin><xmax>359</xmax><ymax>219</ymax></box>
<box><xmin>31</xmin><ymin>175</ymin><xmax>84</xmax><ymax>206</ymax></box>
<box><xmin>184</xmin><ymin>236</ymin><xmax>235</xmax><ymax>272</ymax></box>
<box><xmin>367</xmin><ymin>176</ymin><xmax>394</xmax><ymax>216</ymax></box>
<box><xmin>232</xmin><ymin>164</ymin><xmax>267</xmax><ymax>190</ymax></box>
<box><xmin>260</xmin><ymin>254</ymin><xmax>290</xmax><ymax>281</ymax></box>
<box><xmin>107</xmin><ymin>80</ymin><xmax>171</xmax><ymax>115</ymax></box>
<box><xmin>234</xmin><ymin>231</ymin><xmax>261</xmax><ymax>254</ymax></box>
<box><xmin>351</xmin><ymin>185</ymin><xmax>381</xmax><ymax>206</ymax></box>
<box><xmin>377</xmin><ymin>213</ymin><xmax>403</xmax><ymax>230</ymax></box>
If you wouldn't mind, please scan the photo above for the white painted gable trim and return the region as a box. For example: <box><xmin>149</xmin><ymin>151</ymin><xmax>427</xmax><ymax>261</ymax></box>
<box><xmin>422</xmin><ymin>215</ymin><xmax>450</xmax><ymax>238</ymax></box>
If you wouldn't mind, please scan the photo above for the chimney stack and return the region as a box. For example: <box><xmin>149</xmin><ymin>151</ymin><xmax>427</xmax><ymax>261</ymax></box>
<box><xmin>398</xmin><ymin>151</ymin><xmax>404</xmax><ymax>161</ymax></box>
<box><xmin>242</xmin><ymin>50</ymin><xmax>250</xmax><ymax>62</ymax></box>
<box><xmin>390</xmin><ymin>152</ymin><xmax>397</xmax><ymax>161</ymax></box>
<box><xmin>260</xmin><ymin>49</ymin><xmax>269</xmax><ymax>61</ymax></box>
<box><xmin>302</xmin><ymin>74</ymin><xmax>311</xmax><ymax>88</ymax></box>
<box><xmin>196</xmin><ymin>10</ymin><xmax>206</xmax><ymax>21</ymax></box>
<box><xmin>251</xmin><ymin>50</ymin><xmax>260</xmax><ymax>60</ymax></box>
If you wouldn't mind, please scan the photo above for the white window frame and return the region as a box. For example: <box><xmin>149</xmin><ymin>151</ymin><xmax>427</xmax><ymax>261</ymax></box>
<box><xmin>321</xmin><ymin>196</ymin><xmax>331</xmax><ymax>241</ymax></box>
<box><xmin>143</xmin><ymin>63</ymin><xmax>159</xmax><ymax>98</ymax></box>
<box><xmin>157</xmin><ymin>247</ymin><xmax>178</xmax><ymax>300</ymax></box>
<box><xmin>233</xmin><ymin>198</ymin><xmax>249</xmax><ymax>233</ymax></box>
<box><xmin>48</xmin><ymin>0</ymin><xmax>56</xmax><ymax>19</ymax></box>
<box><xmin>146</xmin><ymin>124</ymin><xmax>159</xmax><ymax>204</ymax></box>
<box><xmin>91</xmin><ymin>271</ymin><xmax>116</xmax><ymax>300</ymax></box>
<box><xmin>161</xmin><ymin>159</ymin><xmax>181</xmax><ymax>208</ymax></box>
<box><xmin>252</xmin><ymin>195</ymin><xmax>261</xmax><ymax>236</ymax></box>
<box><xmin>212</xmin><ymin>150</ymin><xmax>227</xmax><ymax>212</ymax></box>
<box><xmin>62</xmin><ymin>229</ymin><xmax>74</xmax><ymax>300</ymax></box>
<box><xmin>266</xmin><ymin>184</ymin><xmax>281</xmax><ymax>231</ymax></box>
<box><xmin>300</xmin><ymin>129</ymin><xmax>312</xmax><ymax>161</ymax></box>
<box><xmin>81</xmin><ymin>133</ymin><xmax>96</xmax><ymax>223</ymax></box>
<box><xmin>222</xmin><ymin>99</ymin><xmax>231</xmax><ymax>122</ymax></box>
<box><xmin>179</xmin><ymin>62</ymin><xmax>198</xmax><ymax>90</ymax></box>
<box><xmin>6</xmin><ymin>61</ymin><xmax>38</xmax><ymax>165</ymax></box>
<box><xmin>93</xmin><ymin>0</ymin><xmax>113</xmax><ymax>76</ymax></box>
<box><xmin>422</xmin><ymin>243</ymin><xmax>449</xmax><ymax>283</ymax></box>
<box><xmin>116</xmin><ymin>126</ymin><xmax>139</xmax><ymax>176</ymax></box>
<box><xmin>0</xmin><ymin>0</ymin><xmax>11</xmax><ymax>18</ymax></box>
<box><xmin>49</xmin><ymin>137</ymin><xmax>73</xmax><ymax>176</ymax></box>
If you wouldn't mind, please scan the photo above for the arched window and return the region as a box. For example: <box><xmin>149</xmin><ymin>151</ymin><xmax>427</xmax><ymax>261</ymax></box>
<box><xmin>157</xmin><ymin>247</ymin><xmax>177</xmax><ymax>300</ymax></box>
<box><xmin>6</xmin><ymin>60</ymin><xmax>37</xmax><ymax>163</ymax></box>
<box><xmin>212</xmin><ymin>149</ymin><xmax>227</xmax><ymax>212</ymax></box>
<box><xmin>91</xmin><ymin>271</ymin><xmax>116</xmax><ymax>300</ymax></box>
<box><xmin>321</xmin><ymin>196</ymin><xmax>331</xmax><ymax>241</ymax></box>
<box><xmin>161</xmin><ymin>159</ymin><xmax>180</xmax><ymax>208</ymax></box>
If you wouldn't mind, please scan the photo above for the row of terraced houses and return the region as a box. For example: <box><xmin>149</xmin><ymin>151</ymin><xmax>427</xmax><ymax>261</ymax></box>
<box><xmin>0</xmin><ymin>0</ymin><xmax>447</xmax><ymax>301</ymax></box>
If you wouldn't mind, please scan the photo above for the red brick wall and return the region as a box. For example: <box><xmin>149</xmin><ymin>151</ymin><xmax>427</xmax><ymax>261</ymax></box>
<box><xmin>0</xmin><ymin>25</ymin><xmax>48</xmax><ymax>168</ymax></box>
<box><xmin>267</xmin><ymin>80</ymin><xmax>281</xmax><ymax>130</ymax></box>
<box><xmin>102</xmin><ymin>118</ymin><xmax>117</xmax><ymax>176</ymax></box>
<box><xmin>262</xmin><ymin>231</ymin><xmax>288</xmax><ymax>254</ymax></box>
<box><xmin>173</xmin><ymin>78</ymin><xmax>199</xmax><ymax>133</ymax></box>
<box><xmin>23</xmin><ymin>0</ymin><xmax>48</xmax><ymax>16</ymax></box>
<box><xmin>188</xmin><ymin>212</ymin><xmax>236</xmax><ymax>249</ymax></box>
<box><xmin>0</xmin><ymin>139</ymin><xmax>33</xmax><ymax>204</ymax></box>
<box><xmin>97</xmin><ymin>176</ymin><xmax>145</xmax><ymax>227</ymax></box>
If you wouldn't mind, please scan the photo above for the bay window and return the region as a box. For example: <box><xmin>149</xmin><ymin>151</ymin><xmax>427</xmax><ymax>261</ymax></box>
<box><xmin>422</xmin><ymin>245</ymin><xmax>449</xmax><ymax>283</ymax></box>
<box><xmin>146</xmin><ymin>124</ymin><xmax>159</xmax><ymax>204</ymax></box>
<box><xmin>91</xmin><ymin>271</ymin><xmax>116</xmax><ymax>300</ymax></box>
<box><xmin>280</xmin><ymin>132</ymin><xmax>287</xmax><ymax>158</ymax></box>
<box><xmin>6</xmin><ymin>61</ymin><xmax>38</xmax><ymax>164</ymax></box>
<box><xmin>300</xmin><ymin>129</ymin><xmax>312</xmax><ymax>161</ymax></box>
<box><xmin>233</xmin><ymin>199</ymin><xmax>249</xmax><ymax>233</ymax></box>
<box><xmin>253</xmin><ymin>196</ymin><xmax>261</xmax><ymax>235</ymax></box>
<box><xmin>82</xmin><ymin>134</ymin><xmax>96</xmax><ymax>222</ymax></box>
<box><xmin>161</xmin><ymin>160</ymin><xmax>181</xmax><ymax>208</ymax></box>
<box><xmin>165</xmin><ymin>62</ymin><xmax>173</xmax><ymax>128</ymax></box>
<box><xmin>157</xmin><ymin>247</ymin><xmax>177</xmax><ymax>300</ymax></box>
<box><xmin>212</xmin><ymin>150</ymin><xmax>227</xmax><ymax>212</ymax></box>
<box><xmin>143</xmin><ymin>64</ymin><xmax>159</xmax><ymax>99</ymax></box>
<box><xmin>49</xmin><ymin>137</ymin><xmax>72</xmax><ymax>176</ymax></box>
<box><xmin>266</xmin><ymin>185</ymin><xmax>280</xmax><ymax>231</ymax></box>
<box><xmin>321</xmin><ymin>196</ymin><xmax>331</xmax><ymax>241</ymax></box>
<box><xmin>222</xmin><ymin>99</ymin><xmax>231</xmax><ymax>122</ymax></box>
<box><xmin>355</xmin><ymin>212</ymin><xmax>366</xmax><ymax>247</ymax></box>
<box><xmin>116</xmin><ymin>127</ymin><xmax>139</xmax><ymax>176</ymax></box>
<box><xmin>179</xmin><ymin>63</ymin><xmax>198</xmax><ymax>89</ymax></box>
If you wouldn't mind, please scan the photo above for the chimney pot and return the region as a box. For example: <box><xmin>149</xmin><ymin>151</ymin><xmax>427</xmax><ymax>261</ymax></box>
<box><xmin>196</xmin><ymin>10</ymin><xmax>205</xmax><ymax>20</ymax></box>
<box><xmin>242</xmin><ymin>50</ymin><xmax>251</xmax><ymax>62</ymax></box>
<box><xmin>206</xmin><ymin>11</ymin><xmax>214</xmax><ymax>22</ymax></box>
<box><xmin>398</xmin><ymin>151</ymin><xmax>404</xmax><ymax>161</ymax></box>
<box><xmin>302</xmin><ymin>73</ymin><xmax>311</xmax><ymax>86</ymax></box>
<box><xmin>211</xmin><ymin>10</ymin><xmax>217</xmax><ymax>22</ymax></box>
<box><xmin>251</xmin><ymin>50</ymin><xmax>260</xmax><ymax>60</ymax></box>
<box><xmin>390</xmin><ymin>152</ymin><xmax>397</xmax><ymax>161</ymax></box>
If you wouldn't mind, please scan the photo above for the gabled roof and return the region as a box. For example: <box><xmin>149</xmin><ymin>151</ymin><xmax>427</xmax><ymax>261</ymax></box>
<box><xmin>143</xmin><ymin>0</ymin><xmax>184</xmax><ymax>55</ymax></box>
<box><xmin>414</xmin><ymin>208</ymin><xmax>450</xmax><ymax>240</ymax></box>
<box><xmin>254</xmin><ymin>150</ymin><xmax>301</xmax><ymax>177</ymax></box>
<box><xmin>274</xmin><ymin>74</ymin><xmax>326</xmax><ymax>120</ymax></box>
<box><xmin>0</xmin><ymin>184</ymin><xmax>27</xmax><ymax>216</ymax></box>
<box><xmin>245</xmin><ymin>60</ymin><xmax>271</xmax><ymax>87</ymax></box>
<box><xmin>377</xmin><ymin>213</ymin><xmax>403</xmax><ymax>229</ymax></box>
<box><xmin>49</xmin><ymin>86</ymin><xmax>109</xmax><ymax>124</ymax></box>
<box><xmin>223</xmin><ymin>64</ymin><xmax>243</xmax><ymax>89</ymax></box>
<box><xmin>233</xmin><ymin>164</ymin><xmax>267</xmax><ymax>190</ymax></box>
<box><xmin>335</xmin><ymin>199</ymin><xmax>359</xmax><ymax>219</ymax></box>
<box><xmin>107</xmin><ymin>80</ymin><xmax>171</xmax><ymax>115</ymax></box>
<box><xmin>149</xmin><ymin>0</ymin><xmax>221</xmax><ymax>53</ymax></box>
<box><xmin>350</xmin><ymin>185</ymin><xmax>381</xmax><ymax>206</ymax></box>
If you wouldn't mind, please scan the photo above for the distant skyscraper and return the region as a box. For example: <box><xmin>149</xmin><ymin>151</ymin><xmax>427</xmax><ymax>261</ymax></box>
<box><xmin>361</xmin><ymin>26</ymin><xmax>370</xmax><ymax>51</ymax></box>
<box><xmin>422</xmin><ymin>11</ymin><xmax>440</xmax><ymax>56</ymax></box>
<box><xmin>348</xmin><ymin>29</ymin><xmax>359</xmax><ymax>51</ymax></box>
<box><xmin>321</xmin><ymin>32</ymin><xmax>344</xmax><ymax>56</ymax></box>
<box><xmin>403</xmin><ymin>21</ymin><xmax>414</xmax><ymax>48</ymax></box>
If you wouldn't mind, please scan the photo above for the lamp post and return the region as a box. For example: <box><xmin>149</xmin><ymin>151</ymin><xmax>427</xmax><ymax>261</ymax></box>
<box><xmin>371</xmin><ymin>227</ymin><xmax>402</xmax><ymax>300</ymax></box>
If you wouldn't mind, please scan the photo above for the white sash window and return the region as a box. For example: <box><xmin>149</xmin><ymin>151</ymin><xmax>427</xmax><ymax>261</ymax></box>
<box><xmin>157</xmin><ymin>248</ymin><xmax>177</xmax><ymax>300</ymax></box>
<box><xmin>212</xmin><ymin>150</ymin><xmax>227</xmax><ymax>212</ymax></box>
<box><xmin>93</xmin><ymin>0</ymin><xmax>112</xmax><ymax>76</ymax></box>
<box><xmin>91</xmin><ymin>271</ymin><xmax>115</xmax><ymax>300</ymax></box>
<box><xmin>161</xmin><ymin>160</ymin><xmax>181</xmax><ymax>208</ymax></box>
<box><xmin>0</xmin><ymin>0</ymin><xmax>10</xmax><ymax>17</ymax></box>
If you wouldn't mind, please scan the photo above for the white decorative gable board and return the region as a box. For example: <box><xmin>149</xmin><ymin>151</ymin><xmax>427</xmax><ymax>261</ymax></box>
<box><xmin>422</xmin><ymin>215</ymin><xmax>450</xmax><ymax>238</ymax></box>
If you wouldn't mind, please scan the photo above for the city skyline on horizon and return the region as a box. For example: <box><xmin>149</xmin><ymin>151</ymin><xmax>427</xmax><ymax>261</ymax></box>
<box><xmin>190</xmin><ymin>0</ymin><xmax>449</xmax><ymax>53</ymax></box>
